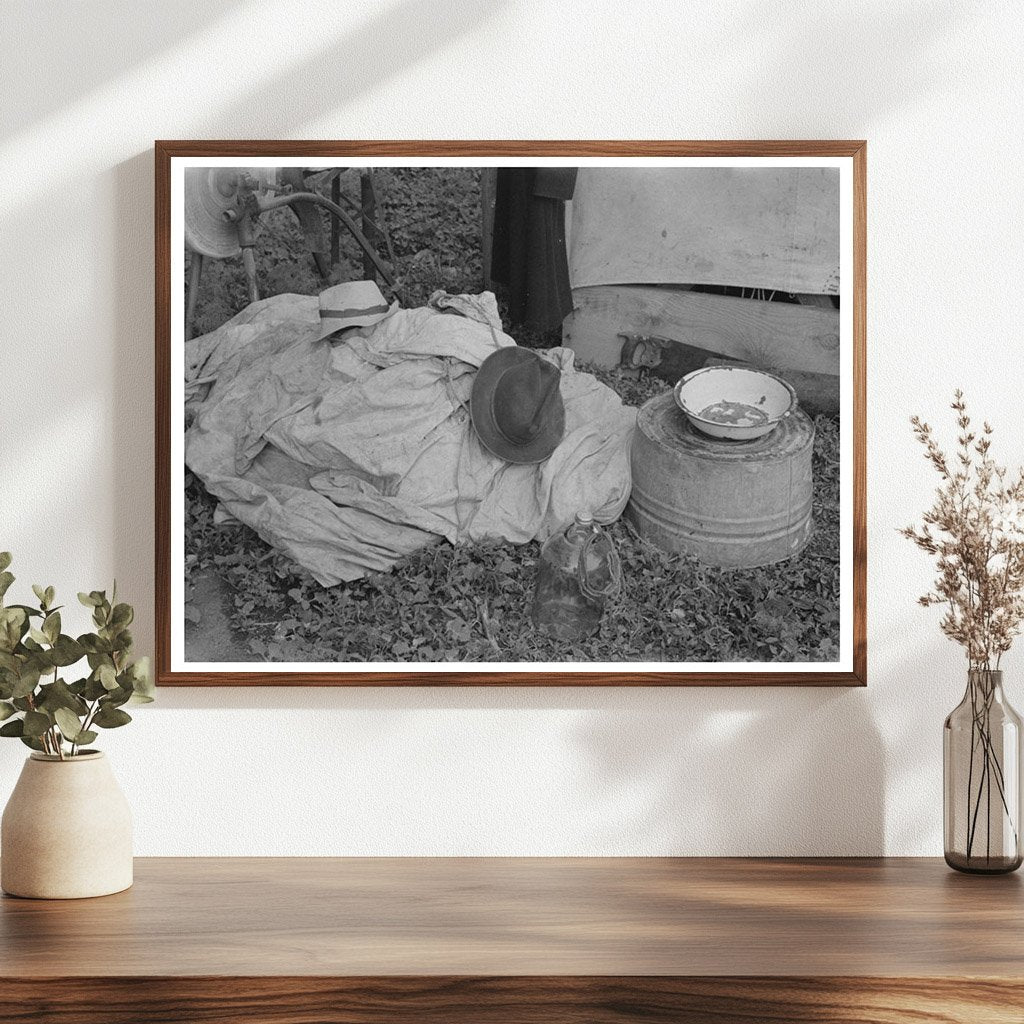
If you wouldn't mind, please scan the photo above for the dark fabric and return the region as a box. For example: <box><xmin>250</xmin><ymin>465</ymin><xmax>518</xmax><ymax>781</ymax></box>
<box><xmin>533</xmin><ymin>167</ymin><xmax>578</xmax><ymax>200</ymax></box>
<box><xmin>490</xmin><ymin>168</ymin><xmax>577</xmax><ymax>332</ymax></box>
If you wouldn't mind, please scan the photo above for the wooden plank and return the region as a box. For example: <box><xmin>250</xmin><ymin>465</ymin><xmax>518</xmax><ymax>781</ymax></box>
<box><xmin>619</xmin><ymin>334</ymin><xmax>838</xmax><ymax>415</ymax></box>
<box><xmin>564</xmin><ymin>284</ymin><xmax>841</xmax><ymax>375</ymax></box>
<box><xmin>3</xmin><ymin>858</ymin><xmax>1023</xmax><ymax>978</ymax></box>
<box><xmin>0</xmin><ymin>976</ymin><xmax>1020</xmax><ymax>1024</ymax></box>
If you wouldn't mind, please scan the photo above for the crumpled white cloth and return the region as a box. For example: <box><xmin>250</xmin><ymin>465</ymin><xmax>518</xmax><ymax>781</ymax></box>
<box><xmin>185</xmin><ymin>290</ymin><xmax>637</xmax><ymax>585</ymax></box>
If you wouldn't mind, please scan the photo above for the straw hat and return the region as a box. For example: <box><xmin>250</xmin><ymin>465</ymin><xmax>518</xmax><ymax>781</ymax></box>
<box><xmin>470</xmin><ymin>347</ymin><xmax>565</xmax><ymax>464</ymax></box>
<box><xmin>317</xmin><ymin>281</ymin><xmax>398</xmax><ymax>339</ymax></box>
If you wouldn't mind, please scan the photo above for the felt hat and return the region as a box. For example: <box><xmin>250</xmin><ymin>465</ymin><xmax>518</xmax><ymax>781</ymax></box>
<box><xmin>317</xmin><ymin>281</ymin><xmax>398</xmax><ymax>339</ymax></box>
<box><xmin>470</xmin><ymin>347</ymin><xmax>565</xmax><ymax>464</ymax></box>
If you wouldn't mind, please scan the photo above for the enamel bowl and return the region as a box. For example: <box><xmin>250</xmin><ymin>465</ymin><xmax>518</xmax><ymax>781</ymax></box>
<box><xmin>673</xmin><ymin>366</ymin><xmax>797</xmax><ymax>441</ymax></box>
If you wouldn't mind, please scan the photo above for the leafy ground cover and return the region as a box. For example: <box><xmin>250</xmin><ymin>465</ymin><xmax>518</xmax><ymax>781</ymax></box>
<box><xmin>185</xmin><ymin>168</ymin><xmax>840</xmax><ymax>663</ymax></box>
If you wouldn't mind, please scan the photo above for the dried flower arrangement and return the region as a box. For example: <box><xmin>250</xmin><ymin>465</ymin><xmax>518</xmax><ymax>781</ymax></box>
<box><xmin>902</xmin><ymin>391</ymin><xmax>1024</xmax><ymax>670</ymax></box>
<box><xmin>903</xmin><ymin>390</ymin><xmax>1024</xmax><ymax>870</ymax></box>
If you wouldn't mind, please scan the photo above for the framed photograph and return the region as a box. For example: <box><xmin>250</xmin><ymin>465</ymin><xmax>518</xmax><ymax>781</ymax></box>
<box><xmin>156</xmin><ymin>141</ymin><xmax>865</xmax><ymax>686</ymax></box>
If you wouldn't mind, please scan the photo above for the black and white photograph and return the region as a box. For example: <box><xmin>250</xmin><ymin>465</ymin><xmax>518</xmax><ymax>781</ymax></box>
<box><xmin>160</xmin><ymin>147</ymin><xmax>863</xmax><ymax>683</ymax></box>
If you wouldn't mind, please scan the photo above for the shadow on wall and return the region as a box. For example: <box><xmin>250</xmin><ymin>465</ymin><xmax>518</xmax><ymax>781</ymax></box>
<box><xmin>203</xmin><ymin>0</ymin><xmax>505</xmax><ymax>138</ymax></box>
<box><xmin>572</xmin><ymin>687</ymin><xmax>885</xmax><ymax>856</ymax></box>
<box><xmin>724</xmin><ymin>0</ymin><xmax>972</xmax><ymax>132</ymax></box>
<box><xmin>878</xmin><ymin>632</ymin><xmax>975</xmax><ymax>857</ymax></box>
<box><xmin>0</xmin><ymin>2</ymin><xmax>237</xmax><ymax>138</ymax></box>
<box><xmin>145</xmin><ymin>680</ymin><xmax>885</xmax><ymax>856</ymax></box>
<box><xmin>112</xmin><ymin>151</ymin><xmax>157</xmax><ymax>658</ymax></box>
<box><xmin>2</xmin><ymin>0</ymin><xmax>504</xmax><ymax>142</ymax></box>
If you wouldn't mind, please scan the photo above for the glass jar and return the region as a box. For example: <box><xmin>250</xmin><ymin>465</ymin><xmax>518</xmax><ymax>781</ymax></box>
<box><xmin>943</xmin><ymin>669</ymin><xmax>1022</xmax><ymax>873</ymax></box>
<box><xmin>531</xmin><ymin>512</ymin><xmax>620</xmax><ymax>641</ymax></box>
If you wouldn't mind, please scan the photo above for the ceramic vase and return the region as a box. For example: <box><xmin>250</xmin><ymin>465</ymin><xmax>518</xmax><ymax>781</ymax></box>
<box><xmin>1</xmin><ymin>751</ymin><xmax>133</xmax><ymax>898</ymax></box>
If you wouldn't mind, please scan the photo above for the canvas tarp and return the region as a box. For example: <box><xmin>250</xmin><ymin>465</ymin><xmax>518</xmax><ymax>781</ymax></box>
<box><xmin>185</xmin><ymin>291</ymin><xmax>636</xmax><ymax>586</ymax></box>
<box><xmin>568</xmin><ymin>167</ymin><xmax>840</xmax><ymax>294</ymax></box>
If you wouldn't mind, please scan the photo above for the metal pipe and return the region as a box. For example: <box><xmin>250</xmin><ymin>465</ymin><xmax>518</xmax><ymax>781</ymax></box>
<box><xmin>257</xmin><ymin>191</ymin><xmax>394</xmax><ymax>286</ymax></box>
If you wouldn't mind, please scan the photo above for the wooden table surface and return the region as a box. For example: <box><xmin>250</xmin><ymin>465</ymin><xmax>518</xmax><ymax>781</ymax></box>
<box><xmin>2</xmin><ymin>857</ymin><xmax>1023</xmax><ymax>1023</ymax></box>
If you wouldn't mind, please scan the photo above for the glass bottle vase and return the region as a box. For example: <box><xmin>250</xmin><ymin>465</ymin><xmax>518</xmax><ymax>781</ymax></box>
<box><xmin>943</xmin><ymin>669</ymin><xmax>1023</xmax><ymax>873</ymax></box>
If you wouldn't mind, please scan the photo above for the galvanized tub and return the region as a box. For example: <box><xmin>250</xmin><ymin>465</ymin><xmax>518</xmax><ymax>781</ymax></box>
<box><xmin>626</xmin><ymin>390</ymin><xmax>814</xmax><ymax>568</ymax></box>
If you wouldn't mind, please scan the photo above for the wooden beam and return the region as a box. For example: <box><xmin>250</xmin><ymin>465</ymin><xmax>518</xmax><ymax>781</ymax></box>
<box><xmin>564</xmin><ymin>285</ymin><xmax>840</xmax><ymax>376</ymax></box>
<box><xmin>619</xmin><ymin>334</ymin><xmax>839</xmax><ymax>416</ymax></box>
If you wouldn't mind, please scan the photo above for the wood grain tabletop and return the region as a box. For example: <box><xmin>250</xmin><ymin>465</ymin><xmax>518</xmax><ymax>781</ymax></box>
<box><xmin>2</xmin><ymin>856</ymin><xmax>1022</xmax><ymax>978</ymax></box>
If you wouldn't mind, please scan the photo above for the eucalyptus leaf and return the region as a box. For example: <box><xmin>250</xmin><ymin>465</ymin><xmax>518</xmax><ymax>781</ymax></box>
<box><xmin>8</xmin><ymin>604</ymin><xmax>43</xmax><ymax>619</ymax></box>
<box><xmin>22</xmin><ymin>710</ymin><xmax>51</xmax><ymax>738</ymax></box>
<box><xmin>0</xmin><ymin>552</ymin><xmax>11</xmax><ymax>573</ymax></box>
<box><xmin>104</xmin><ymin>685</ymin><xmax>132</xmax><ymax>708</ymax></box>
<box><xmin>19</xmin><ymin>734</ymin><xmax>45</xmax><ymax>752</ymax></box>
<box><xmin>11</xmin><ymin>665</ymin><xmax>41</xmax><ymax>699</ymax></box>
<box><xmin>54</xmin><ymin>707</ymin><xmax>85</xmax><ymax>741</ymax></box>
<box><xmin>75</xmin><ymin>730</ymin><xmax>98</xmax><ymax>746</ymax></box>
<box><xmin>50</xmin><ymin>635</ymin><xmax>85</xmax><ymax>667</ymax></box>
<box><xmin>28</xmin><ymin>626</ymin><xmax>49</xmax><ymax>646</ymax></box>
<box><xmin>0</xmin><ymin>701</ymin><xmax>15</xmax><ymax>721</ymax></box>
<box><xmin>37</xmin><ymin>679</ymin><xmax>88</xmax><ymax>717</ymax></box>
<box><xmin>83</xmin><ymin>675</ymin><xmax>108</xmax><ymax>701</ymax></box>
<box><xmin>31</xmin><ymin>584</ymin><xmax>47</xmax><ymax>608</ymax></box>
<box><xmin>78</xmin><ymin>592</ymin><xmax>100</xmax><ymax>608</ymax></box>
<box><xmin>0</xmin><ymin>571</ymin><xmax>14</xmax><ymax>602</ymax></box>
<box><xmin>93</xmin><ymin>705</ymin><xmax>132</xmax><ymax>729</ymax></box>
<box><xmin>128</xmin><ymin>656</ymin><xmax>154</xmax><ymax>702</ymax></box>
<box><xmin>98</xmin><ymin>663</ymin><xmax>118</xmax><ymax>690</ymax></box>
<box><xmin>129</xmin><ymin>656</ymin><xmax>152</xmax><ymax>685</ymax></box>
<box><xmin>0</xmin><ymin>607</ymin><xmax>26</xmax><ymax>651</ymax></box>
<box><xmin>0</xmin><ymin>719</ymin><xmax>24</xmax><ymax>737</ymax></box>
<box><xmin>42</xmin><ymin>611</ymin><xmax>60</xmax><ymax>644</ymax></box>
<box><xmin>110</xmin><ymin>603</ymin><xmax>134</xmax><ymax>629</ymax></box>
<box><xmin>44</xmin><ymin>586</ymin><xmax>55</xmax><ymax>608</ymax></box>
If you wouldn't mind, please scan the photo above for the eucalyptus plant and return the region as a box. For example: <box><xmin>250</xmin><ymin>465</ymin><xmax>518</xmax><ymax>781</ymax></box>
<box><xmin>0</xmin><ymin>553</ymin><xmax>153</xmax><ymax>759</ymax></box>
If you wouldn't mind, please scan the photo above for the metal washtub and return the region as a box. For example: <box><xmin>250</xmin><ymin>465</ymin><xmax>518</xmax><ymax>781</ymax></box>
<box><xmin>625</xmin><ymin>390</ymin><xmax>814</xmax><ymax>568</ymax></box>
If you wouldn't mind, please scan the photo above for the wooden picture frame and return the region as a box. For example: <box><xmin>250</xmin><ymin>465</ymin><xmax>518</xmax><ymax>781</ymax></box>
<box><xmin>156</xmin><ymin>140</ymin><xmax>866</xmax><ymax>686</ymax></box>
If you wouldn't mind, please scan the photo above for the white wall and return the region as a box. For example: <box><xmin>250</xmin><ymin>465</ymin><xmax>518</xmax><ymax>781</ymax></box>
<box><xmin>1</xmin><ymin>0</ymin><xmax>1022</xmax><ymax>856</ymax></box>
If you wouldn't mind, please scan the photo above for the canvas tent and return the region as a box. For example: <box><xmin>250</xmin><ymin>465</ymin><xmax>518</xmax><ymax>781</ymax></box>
<box><xmin>567</xmin><ymin>167</ymin><xmax>839</xmax><ymax>295</ymax></box>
